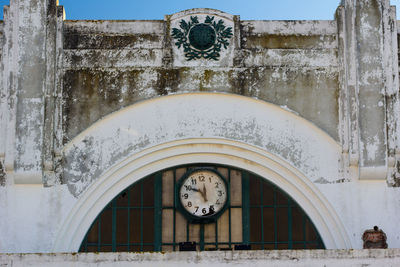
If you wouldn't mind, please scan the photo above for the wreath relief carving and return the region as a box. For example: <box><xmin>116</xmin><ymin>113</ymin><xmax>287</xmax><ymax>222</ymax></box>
<box><xmin>171</xmin><ymin>16</ymin><xmax>233</xmax><ymax>61</ymax></box>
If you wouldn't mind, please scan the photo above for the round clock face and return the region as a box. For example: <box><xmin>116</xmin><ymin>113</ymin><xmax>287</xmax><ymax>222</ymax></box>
<box><xmin>179</xmin><ymin>169</ymin><xmax>228</xmax><ymax>219</ymax></box>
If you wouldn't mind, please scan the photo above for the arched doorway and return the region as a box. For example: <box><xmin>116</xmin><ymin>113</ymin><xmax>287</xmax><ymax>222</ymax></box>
<box><xmin>79</xmin><ymin>164</ymin><xmax>324</xmax><ymax>252</ymax></box>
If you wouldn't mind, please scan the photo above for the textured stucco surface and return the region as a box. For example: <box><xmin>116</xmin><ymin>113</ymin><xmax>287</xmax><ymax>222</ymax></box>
<box><xmin>1</xmin><ymin>249</ymin><xmax>400</xmax><ymax>267</ymax></box>
<box><xmin>62</xmin><ymin>93</ymin><xmax>342</xmax><ymax>197</ymax></box>
<box><xmin>62</xmin><ymin>19</ymin><xmax>339</xmax><ymax>142</ymax></box>
<box><xmin>1</xmin><ymin>1</ymin><xmax>400</xmax><ymax>255</ymax></box>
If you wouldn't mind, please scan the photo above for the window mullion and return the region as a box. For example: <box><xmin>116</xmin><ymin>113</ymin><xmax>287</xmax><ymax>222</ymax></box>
<box><xmin>241</xmin><ymin>171</ymin><xmax>250</xmax><ymax>245</ymax></box>
<box><xmin>154</xmin><ymin>172</ymin><xmax>162</xmax><ymax>251</ymax></box>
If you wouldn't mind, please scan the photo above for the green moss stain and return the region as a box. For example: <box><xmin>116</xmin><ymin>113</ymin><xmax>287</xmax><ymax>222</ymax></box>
<box><xmin>155</xmin><ymin>69</ymin><xmax>181</xmax><ymax>95</ymax></box>
<box><xmin>63</xmin><ymin>65</ymin><xmax>339</xmax><ymax>141</ymax></box>
<box><xmin>199</xmin><ymin>69</ymin><xmax>213</xmax><ymax>92</ymax></box>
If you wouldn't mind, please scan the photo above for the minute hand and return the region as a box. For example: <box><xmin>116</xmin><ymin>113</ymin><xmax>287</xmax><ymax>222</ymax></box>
<box><xmin>202</xmin><ymin>184</ymin><xmax>208</xmax><ymax>202</ymax></box>
<box><xmin>191</xmin><ymin>187</ymin><xmax>207</xmax><ymax>202</ymax></box>
<box><xmin>191</xmin><ymin>187</ymin><xmax>204</xmax><ymax>197</ymax></box>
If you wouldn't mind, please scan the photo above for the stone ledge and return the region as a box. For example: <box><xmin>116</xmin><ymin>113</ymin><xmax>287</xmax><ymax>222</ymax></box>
<box><xmin>1</xmin><ymin>249</ymin><xmax>400</xmax><ymax>267</ymax></box>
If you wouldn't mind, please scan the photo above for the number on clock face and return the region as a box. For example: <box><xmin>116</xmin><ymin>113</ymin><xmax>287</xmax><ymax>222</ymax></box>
<box><xmin>179</xmin><ymin>170</ymin><xmax>227</xmax><ymax>217</ymax></box>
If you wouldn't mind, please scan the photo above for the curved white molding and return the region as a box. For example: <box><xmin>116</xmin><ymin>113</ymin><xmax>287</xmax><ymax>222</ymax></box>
<box><xmin>56</xmin><ymin>93</ymin><xmax>349</xmax><ymax>251</ymax></box>
<box><xmin>54</xmin><ymin>138</ymin><xmax>351</xmax><ymax>251</ymax></box>
<box><xmin>63</xmin><ymin>93</ymin><xmax>342</xmax><ymax>197</ymax></box>
<box><xmin>170</xmin><ymin>8</ymin><xmax>234</xmax><ymax>21</ymax></box>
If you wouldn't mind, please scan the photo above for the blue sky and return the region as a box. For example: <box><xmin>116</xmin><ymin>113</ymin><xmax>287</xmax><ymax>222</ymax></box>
<box><xmin>1</xmin><ymin>0</ymin><xmax>400</xmax><ymax>20</ymax></box>
<box><xmin>55</xmin><ymin>0</ymin><xmax>342</xmax><ymax>20</ymax></box>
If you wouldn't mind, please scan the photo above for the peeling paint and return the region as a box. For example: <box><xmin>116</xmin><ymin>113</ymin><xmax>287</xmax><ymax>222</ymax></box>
<box><xmin>62</xmin><ymin>94</ymin><xmax>342</xmax><ymax>197</ymax></box>
<box><xmin>314</xmin><ymin>177</ymin><xmax>350</xmax><ymax>184</ymax></box>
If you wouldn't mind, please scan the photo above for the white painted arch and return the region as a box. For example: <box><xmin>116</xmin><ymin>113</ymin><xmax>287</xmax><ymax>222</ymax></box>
<box><xmin>55</xmin><ymin>139</ymin><xmax>351</xmax><ymax>251</ymax></box>
<box><xmin>55</xmin><ymin>93</ymin><xmax>351</xmax><ymax>251</ymax></box>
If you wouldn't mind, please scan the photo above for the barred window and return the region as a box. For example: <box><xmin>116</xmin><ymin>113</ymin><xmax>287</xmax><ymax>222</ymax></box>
<box><xmin>79</xmin><ymin>164</ymin><xmax>324</xmax><ymax>252</ymax></box>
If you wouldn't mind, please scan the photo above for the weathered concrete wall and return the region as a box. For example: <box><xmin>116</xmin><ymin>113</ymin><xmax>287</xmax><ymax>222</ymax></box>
<box><xmin>2</xmin><ymin>175</ymin><xmax>400</xmax><ymax>252</ymax></box>
<box><xmin>1</xmin><ymin>0</ymin><xmax>400</xmax><ymax>255</ymax></box>
<box><xmin>62</xmin><ymin>94</ymin><xmax>342</xmax><ymax>197</ymax></box>
<box><xmin>2</xmin><ymin>249</ymin><xmax>400</xmax><ymax>267</ymax></box>
<box><xmin>62</xmin><ymin>19</ymin><xmax>339</xmax><ymax>143</ymax></box>
<box><xmin>0</xmin><ymin>185</ymin><xmax>75</xmax><ymax>252</ymax></box>
<box><xmin>0</xmin><ymin>0</ymin><xmax>63</xmax><ymax>185</ymax></box>
<box><xmin>0</xmin><ymin>21</ymin><xmax>5</xmax><ymax>186</ymax></box>
<box><xmin>337</xmin><ymin>0</ymin><xmax>400</xmax><ymax>182</ymax></box>
<box><xmin>7</xmin><ymin>0</ymin><xmax>49</xmax><ymax>184</ymax></box>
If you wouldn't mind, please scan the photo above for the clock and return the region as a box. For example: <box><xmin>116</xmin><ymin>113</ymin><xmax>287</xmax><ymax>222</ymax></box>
<box><xmin>177</xmin><ymin>168</ymin><xmax>229</xmax><ymax>223</ymax></box>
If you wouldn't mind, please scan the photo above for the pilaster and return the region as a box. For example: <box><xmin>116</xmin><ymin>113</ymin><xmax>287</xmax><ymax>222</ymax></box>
<box><xmin>337</xmin><ymin>0</ymin><xmax>399</xmax><ymax>181</ymax></box>
<box><xmin>2</xmin><ymin>0</ymin><xmax>61</xmax><ymax>185</ymax></box>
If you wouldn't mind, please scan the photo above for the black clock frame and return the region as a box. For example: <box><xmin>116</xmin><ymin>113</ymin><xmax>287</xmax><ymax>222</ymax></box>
<box><xmin>175</xmin><ymin>167</ymin><xmax>230</xmax><ymax>224</ymax></box>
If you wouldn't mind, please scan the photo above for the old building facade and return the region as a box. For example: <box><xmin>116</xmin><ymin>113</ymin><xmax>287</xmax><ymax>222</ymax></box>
<box><xmin>1</xmin><ymin>0</ymin><xmax>400</xmax><ymax>260</ymax></box>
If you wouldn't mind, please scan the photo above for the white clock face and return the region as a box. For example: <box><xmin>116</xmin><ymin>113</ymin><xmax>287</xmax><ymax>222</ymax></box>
<box><xmin>179</xmin><ymin>170</ymin><xmax>228</xmax><ymax>218</ymax></box>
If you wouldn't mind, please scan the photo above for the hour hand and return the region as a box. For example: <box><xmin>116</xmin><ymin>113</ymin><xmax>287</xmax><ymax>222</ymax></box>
<box><xmin>191</xmin><ymin>187</ymin><xmax>207</xmax><ymax>201</ymax></box>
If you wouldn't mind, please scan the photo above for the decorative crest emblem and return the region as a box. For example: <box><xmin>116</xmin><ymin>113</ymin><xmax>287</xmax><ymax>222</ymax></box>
<box><xmin>171</xmin><ymin>16</ymin><xmax>233</xmax><ymax>61</ymax></box>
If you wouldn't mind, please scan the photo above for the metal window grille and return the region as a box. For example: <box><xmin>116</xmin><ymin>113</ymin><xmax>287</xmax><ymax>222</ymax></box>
<box><xmin>79</xmin><ymin>165</ymin><xmax>324</xmax><ymax>252</ymax></box>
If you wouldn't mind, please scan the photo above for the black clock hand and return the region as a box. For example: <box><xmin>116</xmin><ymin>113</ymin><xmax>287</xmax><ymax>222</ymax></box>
<box><xmin>203</xmin><ymin>184</ymin><xmax>208</xmax><ymax>202</ymax></box>
<box><xmin>192</xmin><ymin>186</ymin><xmax>207</xmax><ymax>202</ymax></box>
<box><xmin>191</xmin><ymin>187</ymin><xmax>206</xmax><ymax>200</ymax></box>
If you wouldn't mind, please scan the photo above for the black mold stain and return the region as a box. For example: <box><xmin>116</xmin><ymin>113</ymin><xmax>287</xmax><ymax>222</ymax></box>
<box><xmin>0</xmin><ymin>159</ymin><xmax>5</xmax><ymax>186</ymax></box>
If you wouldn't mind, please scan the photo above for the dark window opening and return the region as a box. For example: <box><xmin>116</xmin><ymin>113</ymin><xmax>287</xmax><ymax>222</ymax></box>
<box><xmin>79</xmin><ymin>165</ymin><xmax>324</xmax><ymax>252</ymax></box>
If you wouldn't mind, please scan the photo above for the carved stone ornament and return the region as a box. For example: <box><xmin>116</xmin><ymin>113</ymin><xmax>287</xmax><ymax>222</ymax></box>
<box><xmin>171</xmin><ymin>16</ymin><xmax>233</xmax><ymax>61</ymax></box>
<box><xmin>362</xmin><ymin>226</ymin><xmax>388</xmax><ymax>249</ymax></box>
